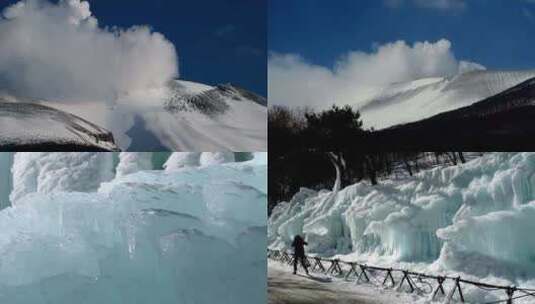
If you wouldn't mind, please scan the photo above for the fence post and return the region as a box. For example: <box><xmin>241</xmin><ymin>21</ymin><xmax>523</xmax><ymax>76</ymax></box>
<box><xmin>456</xmin><ymin>276</ymin><xmax>465</xmax><ymax>303</ymax></box>
<box><xmin>431</xmin><ymin>276</ymin><xmax>445</xmax><ymax>300</ymax></box>
<box><xmin>357</xmin><ymin>265</ymin><xmax>370</xmax><ymax>283</ymax></box>
<box><xmin>312</xmin><ymin>257</ymin><xmax>325</xmax><ymax>272</ymax></box>
<box><xmin>382</xmin><ymin>268</ymin><xmax>396</xmax><ymax>287</ymax></box>
<box><xmin>446</xmin><ymin>276</ymin><xmax>464</xmax><ymax>303</ymax></box>
<box><xmin>326</xmin><ymin>259</ymin><xmax>334</xmax><ymax>274</ymax></box>
<box><xmin>327</xmin><ymin>259</ymin><xmax>343</xmax><ymax>276</ymax></box>
<box><xmin>345</xmin><ymin>262</ymin><xmax>359</xmax><ymax>280</ymax></box>
<box><xmin>399</xmin><ymin>270</ymin><xmax>414</xmax><ymax>292</ymax></box>
<box><xmin>506</xmin><ymin>286</ymin><xmax>516</xmax><ymax>304</ymax></box>
<box><xmin>334</xmin><ymin>259</ymin><xmax>343</xmax><ymax>276</ymax></box>
<box><xmin>287</xmin><ymin>252</ymin><xmax>294</xmax><ymax>265</ymax></box>
<box><xmin>280</xmin><ymin>251</ymin><xmax>287</xmax><ymax>262</ymax></box>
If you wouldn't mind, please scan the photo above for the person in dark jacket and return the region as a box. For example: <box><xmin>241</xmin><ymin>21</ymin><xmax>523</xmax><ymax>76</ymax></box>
<box><xmin>291</xmin><ymin>235</ymin><xmax>309</xmax><ymax>275</ymax></box>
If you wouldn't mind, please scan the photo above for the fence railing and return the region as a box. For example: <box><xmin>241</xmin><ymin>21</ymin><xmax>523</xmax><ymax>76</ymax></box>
<box><xmin>267</xmin><ymin>249</ymin><xmax>535</xmax><ymax>304</ymax></box>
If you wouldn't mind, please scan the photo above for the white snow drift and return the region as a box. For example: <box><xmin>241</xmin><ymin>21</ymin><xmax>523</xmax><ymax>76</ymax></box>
<box><xmin>0</xmin><ymin>152</ymin><xmax>267</xmax><ymax>304</ymax></box>
<box><xmin>269</xmin><ymin>153</ymin><xmax>535</xmax><ymax>302</ymax></box>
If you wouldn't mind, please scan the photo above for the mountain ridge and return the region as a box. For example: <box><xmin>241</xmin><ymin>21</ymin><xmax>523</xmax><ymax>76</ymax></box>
<box><xmin>358</xmin><ymin>69</ymin><xmax>535</xmax><ymax>129</ymax></box>
<box><xmin>0</xmin><ymin>101</ymin><xmax>118</xmax><ymax>151</ymax></box>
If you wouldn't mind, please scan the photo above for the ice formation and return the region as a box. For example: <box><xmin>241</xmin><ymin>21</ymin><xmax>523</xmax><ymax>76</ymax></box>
<box><xmin>248</xmin><ymin>152</ymin><xmax>268</xmax><ymax>165</ymax></box>
<box><xmin>200</xmin><ymin>152</ymin><xmax>236</xmax><ymax>166</ymax></box>
<box><xmin>163</xmin><ymin>152</ymin><xmax>201</xmax><ymax>171</ymax></box>
<box><xmin>269</xmin><ymin>153</ymin><xmax>535</xmax><ymax>301</ymax></box>
<box><xmin>116</xmin><ymin>152</ymin><xmax>153</xmax><ymax>177</ymax></box>
<box><xmin>0</xmin><ymin>152</ymin><xmax>13</xmax><ymax>208</ymax></box>
<box><xmin>0</xmin><ymin>152</ymin><xmax>266</xmax><ymax>304</ymax></box>
<box><xmin>10</xmin><ymin>152</ymin><xmax>114</xmax><ymax>204</ymax></box>
<box><xmin>163</xmin><ymin>152</ymin><xmax>263</xmax><ymax>172</ymax></box>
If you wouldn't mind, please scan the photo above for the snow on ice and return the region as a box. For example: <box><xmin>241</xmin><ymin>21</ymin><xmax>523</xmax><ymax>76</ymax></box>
<box><xmin>269</xmin><ymin>152</ymin><xmax>535</xmax><ymax>303</ymax></box>
<box><xmin>0</xmin><ymin>152</ymin><xmax>267</xmax><ymax>304</ymax></box>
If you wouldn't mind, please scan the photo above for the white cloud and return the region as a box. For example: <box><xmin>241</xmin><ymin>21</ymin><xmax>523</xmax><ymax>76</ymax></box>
<box><xmin>268</xmin><ymin>39</ymin><xmax>485</xmax><ymax>110</ymax></box>
<box><xmin>0</xmin><ymin>0</ymin><xmax>178</xmax><ymax>102</ymax></box>
<box><xmin>385</xmin><ymin>0</ymin><xmax>466</xmax><ymax>11</ymax></box>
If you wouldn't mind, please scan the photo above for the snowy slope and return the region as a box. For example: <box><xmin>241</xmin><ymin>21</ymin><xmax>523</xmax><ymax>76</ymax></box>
<box><xmin>370</xmin><ymin>77</ymin><xmax>535</xmax><ymax>150</ymax></box>
<box><xmin>0</xmin><ymin>100</ymin><xmax>118</xmax><ymax>151</ymax></box>
<box><xmin>39</xmin><ymin>80</ymin><xmax>267</xmax><ymax>151</ymax></box>
<box><xmin>268</xmin><ymin>153</ymin><xmax>535</xmax><ymax>303</ymax></box>
<box><xmin>142</xmin><ymin>80</ymin><xmax>267</xmax><ymax>151</ymax></box>
<box><xmin>357</xmin><ymin>70</ymin><xmax>535</xmax><ymax>129</ymax></box>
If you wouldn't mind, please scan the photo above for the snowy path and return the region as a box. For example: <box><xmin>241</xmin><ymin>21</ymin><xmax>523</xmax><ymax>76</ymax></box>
<box><xmin>268</xmin><ymin>261</ymin><xmax>418</xmax><ymax>304</ymax></box>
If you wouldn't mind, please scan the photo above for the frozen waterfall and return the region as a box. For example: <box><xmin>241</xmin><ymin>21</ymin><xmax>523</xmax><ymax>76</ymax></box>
<box><xmin>0</xmin><ymin>152</ymin><xmax>266</xmax><ymax>304</ymax></box>
<box><xmin>269</xmin><ymin>152</ymin><xmax>535</xmax><ymax>283</ymax></box>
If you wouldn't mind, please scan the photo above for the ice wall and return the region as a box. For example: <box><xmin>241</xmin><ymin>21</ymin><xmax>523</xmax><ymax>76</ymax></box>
<box><xmin>248</xmin><ymin>152</ymin><xmax>268</xmax><ymax>165</ymax></box>
<box><xmin>10</xmin><ymin>152</ymin><xmax>115</xmax><ymax>204</ymax></box>
<box><xmin>0</xmin><ymin>159</ymin><xmax>267</xmax><ymax>304</ymax></box>
<box><xmin>200</xmin><ymin>152</ymin><xmax>235</xmax><ymax>166</ymax></box>
<box><xmin>151</xmin><ymin>152</ymin><xmax>173</xmax><ymax>169</ymax></box>
<box><xmin>269</xmin><ymin>153</ymin><xmax>535</xmax><ymax>279</ymax></box>
<box><xmin>116</xmin><ymin>152</ymin><xmax>153</xmax><ymax>177</ymax></box>
<box><xmin>163</xmin><ymin>152</ymin><xmax>201</xmax><ymax>171</ymax></box>
<box><xmin>0</xmin><ymin>152</ymin><xmax>14</xmax><ymax>209</ymax></box>
<box><xmin>7</xmin><ymin>152</ymin><xmax>263</xmax><ymax>206</ymax></box>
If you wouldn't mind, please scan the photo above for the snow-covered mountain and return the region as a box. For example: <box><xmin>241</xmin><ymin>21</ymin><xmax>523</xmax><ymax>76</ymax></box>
<box><xmin>142</xmin><ymin>80</ymin><xmax>267</xmax><ymax>151</ymax></box>
<box><xmin>0</xmin><ymin>100</ymin><xmax>118</xmax><ymax>151</ymax></box>
<box><xmin>370</xmin><ymin>76</ymin><xmax>535</xmax><ymax>150</ymax></box>
<box><xmin>358</xmin><ymin>70</ymin><xmax>535</xmax><ymax>129</ymax></box>
<box><xmin>0</xmin><ymin>80</ymin><xmax>267</xmax><ymax>151</ymax></box>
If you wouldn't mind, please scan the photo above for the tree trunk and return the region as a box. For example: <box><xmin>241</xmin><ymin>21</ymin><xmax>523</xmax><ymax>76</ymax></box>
<box><xmin>458</xmin><ymin>152</ymin><xmax>466</xmax><ymax>164</ymax></box>
<box><xmin>403</xmin><ymin>159</ymin><xmax>413</xmax><ymax>176</ymax></box>
<box><xmin>365</xmin><ymin>155</ymin><xmax>378</xmax><ymax>185</ymax></box>
<box><xmin>447</xmin><ymin>152</ymin><xmax>458</xmax><ymax>165</ymax></box>
<box><xmin>327</xmin><ymin>152</ymin><xmax>345</xmax><ymax>192</ymax></box>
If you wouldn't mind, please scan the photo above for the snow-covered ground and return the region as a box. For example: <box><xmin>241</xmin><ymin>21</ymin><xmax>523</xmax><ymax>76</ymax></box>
<box><xmin>357</xmin><ymin>70</ymin><xmax>535</xmax><ymax>129</ymax></box>
<box><xmin>0</xmin><ymin>152</ymin><xmax>267</xmax><ymax>304</ymax></box>
<box><xmin>268</xmin><ymin>260</ymin><xmax>418</xmax><ymax>304</ymax></box>
<box><xmin>269</xmin><ymin>152</ymin><xmax>535</xmax><ymax>303</ymax></box>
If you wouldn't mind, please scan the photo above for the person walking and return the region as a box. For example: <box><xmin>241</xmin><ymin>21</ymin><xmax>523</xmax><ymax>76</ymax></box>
<box><xmin>291</xmin><ymin>235</ymin><xmax>309</xmax><ymax>275</ymax></box>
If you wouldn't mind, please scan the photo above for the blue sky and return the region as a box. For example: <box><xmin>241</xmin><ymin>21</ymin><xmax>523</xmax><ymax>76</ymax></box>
<box><xmin>0</xmin><ymin>0</ymin><xmax>267</xmax><ymax>96</ymax></box>
<box><xmin>269</xmin><ymin>0</ymin><xmax>535</xmax><ymax>71</ymax></box>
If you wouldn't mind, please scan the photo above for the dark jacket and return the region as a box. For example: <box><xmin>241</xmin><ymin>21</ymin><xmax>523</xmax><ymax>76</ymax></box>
<box><xmin>291</xmin><ymin>235</ymin><xmax>307</xmax><ymax>257</ymax></box>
